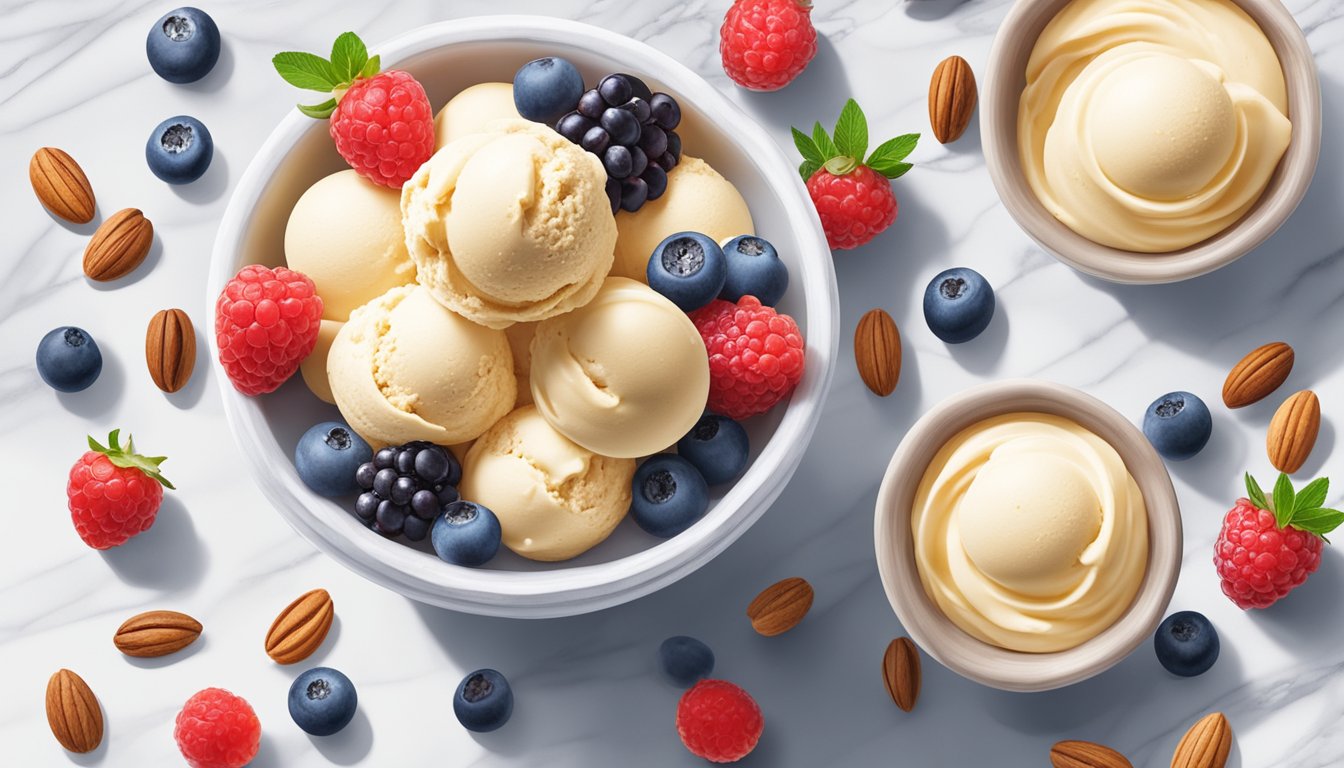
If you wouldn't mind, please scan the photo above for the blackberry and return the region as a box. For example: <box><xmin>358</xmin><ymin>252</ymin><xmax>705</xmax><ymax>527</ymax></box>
<box><xmin>353</xmin><ymin>441</ymin><xmax>461</xmax><ymax>542</ymax></box>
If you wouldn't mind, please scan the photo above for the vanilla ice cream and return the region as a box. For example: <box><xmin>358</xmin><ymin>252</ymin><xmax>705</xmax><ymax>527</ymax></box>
<box><xmin>612</xmin><ymin>156</ymin><xmax>753</xmax><ymax>281</ymax></box>
<box><xmin>531</xmin><ymin>278</ymin><xmax>709</xmax><ymax>458</ymax></box>
<box><xmin>434</xmin><ymin>82</ymin><xmax>521</xmax><ymax>149</ymax></box>
<box><xmin>299</xmin><ymin>319</ymin><xmax>343</xmax><ymax>404</ymax></box>
<box><xmin>505</xmin><ymin>321</ymin><xmax>537</xmax><ymax>407</ymax></box>
<box><xmin>461</xmin><ymin>405</ymin><xmax>635</xmax><ymax>561</ymax></box>
<box><xmin>285</xmin><ymin>170</ymin><xmax>417</xmax><ymax>320</ymax></box>
<box><xmin>327</xmin><ymin>285</ymin><xmax>515</xmax><ymax>447</ymax></box>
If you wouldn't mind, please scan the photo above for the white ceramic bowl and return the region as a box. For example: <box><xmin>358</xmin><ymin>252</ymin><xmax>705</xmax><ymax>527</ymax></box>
<box><xmin>209</xmin><ymin>17</ymin><xmax>837</xmax><ymax>618</ymax></box>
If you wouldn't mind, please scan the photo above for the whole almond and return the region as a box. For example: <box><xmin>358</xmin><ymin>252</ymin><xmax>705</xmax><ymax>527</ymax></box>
<box><xmin>1267</xmin><ymin>390</ymin><xmax>1319</xmax><ymax>473</ymax></box>
<box><xmin>45</xmin><ymin>669</ymin><xmax>103</xmax><ymax>754</ymax></box>
<box><xmin>1222</xmin><ymin>342</ymin><xmax>1293</xmax><ymax>408</ymax></box>
<box><xmin>746</xmin><ymin>577</ymin><xmax>813</xmax><ymax>637</ymax></box>
<box><xmin>265</xmin><ymin>588</ymin><xmax>334</xmax><ymax>664</ymax></box>
<box><xmin>855</xmin><ymin>309</ymin><xmax>901</xmax><ymax>396</ymax></box>
<box><xmin>881</xmin><ymin>637</ymin><xmax>921</xmax><ymax>712</ymax></box>
<box><xmin>113</xmin><ymin>609</ymin><xmax>202</xmax><ymax>658</ymax></box>
<box><xmin>83</xmin><ymin>208</ymin><xmax>153</xmax><ymax>282</ymax></box>
<box><xmin>146</xmin><ymin>309</ymin><xmax>197</xmax><ymax>393</ymax></box>
<box><xmin>1051</xmin><ymin>740</ymin><xmax>1133</xmax><ymax>768</ymax></box>
<box><xmin>30</xmin><ymin>147</ymin><xmax>95</xmax><ymax>224</ymax></box>
<box><xmin>1170</xmin><ymin>712</ymin><xmax>1232</xmax><ymax>768</ymax></box>
<box><xmin>929</xmin><ymin>55</ymin><xmax>977</xmax><ymax>144</ymax></box>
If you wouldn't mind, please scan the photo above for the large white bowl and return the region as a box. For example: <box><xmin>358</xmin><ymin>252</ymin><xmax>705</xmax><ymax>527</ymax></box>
<box><xmin>209</xmin><ymin>16</ymin><xmax>838</xmax><ymax>618</ymax></box>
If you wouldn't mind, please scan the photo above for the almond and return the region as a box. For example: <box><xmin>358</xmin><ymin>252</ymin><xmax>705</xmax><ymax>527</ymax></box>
<box><xmin>1222</xmin><ymin>341</ymin><xmax>1293</xmax><ymax>408</ymax></box>
<box><xmin>113</xmin><ymin>609</ymin><xmax>202</xmax><ymax>658</ymax></box>
<box><xmin>45</xmin><ymin>669</ymin><xmax>102</xmax><ymax>754</ymax></box>
<box><xmin>146</xmin><ymin>309</ymin><xmax>197</xmax><ymax>393</ymax></box>
<box><xmin>855</xmin><ymin>308</ymin><xmax>901</xmax><ymax>396</ymax></box>
<box><xmin>881</xmin><ymin>637</ymin><xmax>921</xmax><ymax>712</ymax></box>
<box><xmin>83</xmin><ymin>208</ymin><xmax>153</xmax><ymax>282</ymax></box>
<box><xmin>929</xmin><ymin>55</ymin><xmax>977</xmax><ymax>144</ymax></box>
<box><xmin>1267</xmin><ymin>390</ymin><xmax>1319</xmax><ymax>474</ymax></box>
<box><xmin>746</xmin><ymin>577</ymin><xmax>813</xmax><ymax>637</ymax></box>
<box><xmin>30</xmin><ymin>147</ymin><xmax>96</xmax><ymax>224</ymax></box>
<box><xmin>1170</xmin><ymin>712</ymin><xmax>1232</xmax><ymax>768</ymax></box>
<box><xmin>1051</xmin><ymin>740</ymin><xmax>1133</xmax><ymax>768</ymax></box>
<box><xmin>265</xmin><ymin>588</ymin><xmax>334</xmax><ymax>664</ymax></box>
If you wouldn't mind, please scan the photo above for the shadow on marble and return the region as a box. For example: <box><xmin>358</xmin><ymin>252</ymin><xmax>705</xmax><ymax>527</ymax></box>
<box><xmin>248</xmin><ymin>734</ymin><xmax>282</xmax><ymax>768</ymax></box>
<box><xmin>1166</xmin><ymin>410</ymin><xmax>1248</xmax><ymax>504</ymax></box>
<box><xmin>905</xmin><ymin>0</ymin><xmax>969</xmax><ymax>22</ymax></box>
<box><xmin>947</xmin><ymin>298</ymin><xmax>1009</xmax><ymax>376</ymax></box>
<box><xmin>86</xmin><ymin>233</ymin><xmax>163</xmax><ymax>292</ymax></box>
<box><xmin>1295</xmin><ymin>418</ymin><xmax>1334</xmax><ymax>478</ymax></box>
<box><xmin>1250</xmin><ymin>548</ymin><xmax>1344</xmax><ymax>657</ymax></box>
<box><xmin>737</xmin><ymin>35</ymin><xmax>851</xmax><ymax>138</ymax></box>
<box><xmin>165</xmin><ymin>321</ymin><xmax>210</xmax><ymax>409</ymax></box>
<box><xmin>171</xmin><ymin>149</ymin><xmax>230</xmax><ymax>205</ymax></box>
<box><xmin>99</xmin><ymin>495</ymin><xmax>208</xmax><ymax>591</ymax></box>
<box><xmin>123</xmin><ymin>632</ymin><xmax>207</xmax><ymax>669</ymax></box>
<box><xmin>179</xmin><ymin>37</ymin><xmax>234</xmax><ymax>95</ymax></box>
<box><xmin>311</xmin><ymin>707</ymin><xmax>374</xmax><ymax>765</ymax></box>
<box><xmin>942</xmin><ymin>100</ymin><xmax>983</xmax><ymax>158</ymax></box>
<box><xmin>832</xmin><ymin>188</ymin><xmax>950</xmax><ymax>321</ymax></box>
<box><xmin>41</xmin><ymin>200</ymin><xmax>102</xmax><ymax>237</ymax></box>
<box><xmin>55</xmin><ymin>349</ymin><xmax>125</xmax><ymax>418</ymax></box>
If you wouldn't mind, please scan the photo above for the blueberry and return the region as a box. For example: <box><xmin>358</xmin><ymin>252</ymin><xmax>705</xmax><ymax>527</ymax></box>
<box><xmin>431</xmin><ymin>501</ymin><xmax>502</xmax><ymax>567</ymax></box>
<box><xmin>288</xmin><ymin>667</ymin><xmax>358</xmax><ymax>736</ymax></box>
<box><xmin>36</xmin><ymin>326</ymin><xmax>101</xmax><ymax>392</ymax></box>
<box><xmin>658</xmin><ymin>636</ymin><xmax>715</xmax><ymax>687</ymax></box>
<box><xmin>294</xmin><ymin>421</ymin><xmax>372</xmax><ymax>497</ymax></box>
<box><xmin>598</xmin><ymin>74</ymin><xmax>633</xmax><ymax>106</ymax></box>
<box><xmin>720</xmin><ymin>235</ymin><xmax>789</xmax><ymax>306</ymax></box>
<box><xmin>642</xmin><ymin>165</ymin><xmax>668</xmax><ymax>201</ymax></box>
<box><xmin>677</xmin><ymin>413</ymin><xmax>750</xmax><ymax>485</ymax></box>
<box><xmin>146</xmin><ymin>115</ymin><xmax>213</xmax><ymax>184</ymax></box>
<box><xmin>454</xmin><ymin>669</ymin><xmax>513</xmax><ymax>733</ymax></box>
<box><xmin>375</xmin><ymin>500</ymin><xmax>407</xmax><ymax>536</ymax></box>
<box><xmin>512</xmin><ymin>57</ymin><xmax>585</xmax><ymax>124</ymax></box>
<box><xmin>647</xmin><ymin>232</ymin><xmax>727</xmax><ymax>311</ymax></box>
<box><xmin>403</xmin><ymin>514</ymin><xmax>431</xmax><ymax>542</ymax></box>
<box><xmin>145</xmin><ymin>7</ymin><xmax>220</xmax><ymax>84</ymax></box>
<box><xmin>620</xmin><ymin>97</ymin><xmax>652</xmax><ymax>124</ymax></box>
<box><xmin>577</xmin><ymin>89</ymin><xmax>606</xmax><ymax>119</ymax></box>
<box><xmin>650</xmin><ymin>93</ymin><xmax>681</xmax><ymax>130</ymax></box>
<box><xmin>639</xmin><ymin>125</ymin><xmax>668</xmax><ymax>159</ymax></box>
<box><xmin>600</xmin><ymin>107</ymin><xmax>641</xmax><ymax>146</ymax></box>
<box><xmin>922</xmin><ymin>267</ymin><xmax>995</xmax><ymax>344</ymax></box>
<box><xmin>604</xmin><ymin>145</ymin><xmax>633</xmax><ymax>179</ymax></box>
<box><xmin>604</xmin><ymin>178</ymin><xmax>621</xmax><ymax>214</ymax></box>
<box><xmin>354</xmin><ymin>492</ymin><xmax>379</xmax><ymax>521</ymax></box>
<box><xmin>581</xmin><ymin>126</ymin><xmax>610</xmax><ymax>154</ymax></box>
<box><xmin>1143</xmin><ymin>391</ymin><xmax>1212</xmax><ymax>461</ymax></box>
<box><xmin>620</xmin><ymin>177</ymin><xmax>649</xmax><ymax>213</ymax></box>
<box><xmin>555</xmin><ymin>111</ymin><xmax>594</xmax><ymax>144</ymax></box>
<box><xmin>631</xmin><ymin>455</ymin><xmax>710</xmax><ymax>538</ymax></box>
<box><xmin>1154</xmin><ymin>611</ymin><xmax>1219</xmax><ymax>677</ymax></box>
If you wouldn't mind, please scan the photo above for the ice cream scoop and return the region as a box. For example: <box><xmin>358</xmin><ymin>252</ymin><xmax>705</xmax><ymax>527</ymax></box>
<box><xmin>299</xmin><ymin>318</ymin><xmax>343</xmax><ymax>405</ymax></box>
<box><xmin>505</xmin><ymin>321</ymin><xmax>537</xmax><ymax>407</ymax></box>
<box><xmin>434</xmin><ymin>82</ymin><xmax>521</xmax><ymax>149</ymax></box>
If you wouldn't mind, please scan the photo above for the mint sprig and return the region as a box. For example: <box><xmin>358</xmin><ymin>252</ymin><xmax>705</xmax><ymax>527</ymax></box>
<box><xmin>1245</xmin><ymin>472</ymin><xmax>1342</xmax><ymax>539</ymax></box>
<box><xmin>792</xmin><ymin>99</ymin><xmax>919</xmax><ymax>182</ymax></box>
<box><xmin>273</xmin><ymin>32</ymin><xmax>381</xmax><ymax>119</ymax></box>
<box><xmin>88</xmin><ymin>429</ymin><xmax>174</xmax><ymax>490</ymax></box>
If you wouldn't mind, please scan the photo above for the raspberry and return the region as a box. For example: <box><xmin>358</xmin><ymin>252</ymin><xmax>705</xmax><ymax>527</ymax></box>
<box><xmin>67</xmin><ymin>430</ymin><xmax>172</xmax><ymax>550</ymax></box>
<box><xmin>807</xmin><ymin>165</ymin><xmax>898</xmax><ymax>250</ymax></box>
<box><xmin>330</xmin><ymin>70</ymin><xmax>435</xmax><ymax>188</ymax></box>
<box><xmin>215</xmin><ymin>264</ymin><xmax>322</xmax><ymax>396</ymax></box>
<box><xmin>720</xmin><ymin>0</ymin><xmax>818</xmax><ymax>92</ymax></box>
<box><xmin>691</xmin><ymin>297</ymin><xmax>805</xmax><ymax>420</ymax></box>
<box><xmin>174</xmin><ymin>688</ymin><xmax>261</xmax><ymax>768</ymax></box>
<box><xmin>676</xmin><ymin>679</ymin><xmax>763</xmax><ymax>763</ymax></box>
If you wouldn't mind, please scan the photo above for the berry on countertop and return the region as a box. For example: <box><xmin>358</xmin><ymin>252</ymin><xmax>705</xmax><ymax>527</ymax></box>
<box><xmin>1154</xmin><ymin>611</ymin><xmax>1219</xmax><ymax>677</ymax></box>
<box><xmin>513</xmin><ymin>56</ymin><xmax>585</xmax><ymax>124</ymax></box>
<box><xmin>215</xmin><ymin>264</ymin><xmax>323</xmax><ymax>396</ymax></box>
<box><xmin>146</xmin><ymin>7</ymin><xmax>220</xmax><ymax>84</ymax></box>
<box><xmin>354</xmin><ymin>442</ymin><xmax>461</xmax><ymax>542</ymax></box>
<box><xmin>676</xmin><ymin>679</ymin><xmax>763</xmax><ymax>763</ymax></box>
<box><xmin>37</xmin><ymin>326</ymin><xmax>102</xmax><ymax>392</ymax></box>
<box><xmin>173</xmin><ymin>688</ymin><xmax>261</xmax><ymax>768</ymax></box>
<box><xmin>68</xmin><ymin>429</ymin><xmax>173</xmax><ymax>550</ymax></box>
<box><xmin>1143</xmin><ymin>391</ymin><xmax>1213</xmax><ymax>461</ymax></box>
<box><xmin>922</xmin><ymin>267</ymin><xmax>994</xmax><ymax>344</ymax></box>
<box><xmin>659</xmin><ymin>635</ymin><xmax>716</xmax><ymax>688</ymax></box>
<box><xmin>721</xmin><ymin>235</ymin><xmax>788</xmax><ymax>306</ymax></box>
<box><xmin>295</xmin><ymin>421</ymin><xmax>372</xmax><ymax>497</ymax></box>
<box><xmin>431</xmin><ymin>500</ymin><xmax>502</xmax><ymax>566</ymax></box>
<box><xmin>454</xmin><ymin>669</ymin><xmax>513</xmax><ymax>733</ymax></box>
<box><xmin>648</xmin><ymin>232</ymin><xmax>728</xmax><ymax>312</ymax></box>
<box><xmin>146</xmin><ymin>115</ymin><xmax>213</xmax><ymax>184</ymax></box>
<box><xmin>273</xmin><ymin>32</ymin><xmax>434</xmax><ymax>188</ymax></box>
<box><xmin>1215</xmin><ymin>472</ymin><xmax>1342</xmax><ymax>609</ymax></box>
<box><xmin>691</xmin><ymin>296</ymin><xmax>806</xmax><ymax>420</ymax></box>
<box><xmin>720</xmin><ymin>0</ymin><xmax>817</xmax><ymax>92</ymax></box>
<box><xmin>288</xmin><ymin>667</ymin><xmax>358</xmax><ymax>736</ymax></box>
<box><xmin>677</xmin><ymin>413</ymin><xmax>750</xmax><ymax>486</ymax></box>
<box><xmin>793</xmin><ymin>101</ymin><xmax>919</xmax><ymax>250</ymax></box>
<box><xmin>631</xmin><ymin>455</ymin><xmax>711</xmax><ymax>538</ymax></box>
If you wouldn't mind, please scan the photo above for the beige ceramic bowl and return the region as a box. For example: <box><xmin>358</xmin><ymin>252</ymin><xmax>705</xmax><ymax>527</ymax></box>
<box><xmin>873</xmin><ymin>380</ymin><xmax>1182</xmax><ymax>692</ymax></box>
<box><xmin>982</xmin><ymin>0</ymin><xmax>1321</xmax><ymax>284</ymax></box>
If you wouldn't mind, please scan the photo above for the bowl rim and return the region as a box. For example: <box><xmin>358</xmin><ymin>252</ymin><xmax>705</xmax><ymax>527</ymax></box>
<box><xmin>207</xmin><ymin>15</ymin><xmax>839</xmax><ymax>618</ymax></box>
<box><xmin>982</xmin><ymin>0</ymin><xmax>1322</xmax><ymax>285</ymax></box>
<box><xmin>873</xmin><ymin>379</ymin><xmax>1183</xmax><ymax>692</ymax></box>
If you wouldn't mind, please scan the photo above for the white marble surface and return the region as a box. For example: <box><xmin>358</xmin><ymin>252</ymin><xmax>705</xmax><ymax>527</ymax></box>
<box><xmin>3</xmin><ymin>0</ymin><xmax>1343</xmax><ymax>765</ymax></box>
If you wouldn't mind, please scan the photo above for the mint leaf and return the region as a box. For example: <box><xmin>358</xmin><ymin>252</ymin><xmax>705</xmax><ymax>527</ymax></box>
<box><xmin>792</xmin><ymin>127</ymin><xmax>823</xmax><ymax>166</ymax></box>
<box><xmin>1272</xmin><ymin>472</ymin><xmax>1295</xmax><ymax>527</ymax></box>
<box><xmin>273</xmin><ymin>51</ymin><xmax>338</xmax><ymax>91</ymax></box>
<box><xmin>360</xmin><ymin>54</ymin><xmax>381</xmax><ymax>80</ymax></box>
<box><xmin>798</xmin><ymin>160</ymin><xmax>820</xmax><ymax>181</ymax></box>
<box><xmin>867</xmin><ymin>134</ymin><xmax>920</xmax><ymax>167</ymax></box>
<box><xmin>330</xmin><ymin>32</ymin><xmax>369</xmax><ymax>83</ymax></box>
<box><xmin>869</xmin><ymin>160</ymin><xmax>913</xmax><ymax>179</ymax></box>
<box><xmin>832</xmin><ymin>99</ymin><xmax>867</xmax><ymax>162</ymax></box>
<box><xmin>812</xmin><ymin>122</ymin><xmax>838</xmax><ymax>162</ymax></box>
<box><xmin>1245</xmin><ymin>472</ymin><xmax>1269</xmax><ymax>510</ymax></box>
<box><xmin>297</xmin><ymin>98</ymin><xmax>338</xmax><ymax>119</ymax></box>
<box><xmin>1296</xmin><ymin>477</ymin><xmax>1329</xmax><ymax>512</ymax></box>
<box><xmin>1288</xmin><ymin>507</ymin><xmax>1344</xmax><ymax>536</ymax></box>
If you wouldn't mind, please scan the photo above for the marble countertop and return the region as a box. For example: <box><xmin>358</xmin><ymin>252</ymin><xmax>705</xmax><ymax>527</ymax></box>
<box><xmin>4</xmin><ymin>0</ymin><xmax>1343</xmax><ymax>765</ymax></box>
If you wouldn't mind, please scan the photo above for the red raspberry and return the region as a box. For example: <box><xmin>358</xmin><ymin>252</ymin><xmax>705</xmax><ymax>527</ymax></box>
<box><xmin>720</xmin><ymin>0</ymin><xmax>818</xmax><ymax>91</ymax></box>
<box><xmin>174</xmin><ymin>688</ymin><xmax>261</xmax><ymax>768</ymax></box>
<box><xmin>330</xmin><ymin>70</ymin><xmax>435</xmax><ymax>188</ymax></box>
<box><xmin>67</xmin><ymin>429</ymin><xmax>172</xmax><ymax>549</ymax></box>
<box><xmin>691</xmin><ymin>297</ymin><xmax>805</xmax><ymax>420</ymax></box>
<box><xmin>676</xmin><ymin>679</ymin><xmax>763</xmax><ymax>763</ymax></box>
<box><xmin>807</xmin><ymin>165</ymin><xmax>898</xmax><ymax>250</ymax></box>
<box><xmin>215</xmin><ymin>264</ymin><xmax>322</xmax><ymax>396</ymax></box>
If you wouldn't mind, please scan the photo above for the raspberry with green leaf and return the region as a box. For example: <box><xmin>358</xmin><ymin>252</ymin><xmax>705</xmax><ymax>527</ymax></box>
<box><xmin>67</xmin><ymin>429</ymin><xmax>174</xmax><ymax>550</ymax></box>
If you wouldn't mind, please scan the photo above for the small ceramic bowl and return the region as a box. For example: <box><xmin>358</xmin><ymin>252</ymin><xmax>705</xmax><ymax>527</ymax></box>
<box><xmin>982</xmin><ymin>0</ymin><xmax>1321</xmax><ymax>284</ymax></box>
<box><xmin>873</xmin><ymin>380</ymin><xmax>1182</xmax><ymax>692</ymax></box>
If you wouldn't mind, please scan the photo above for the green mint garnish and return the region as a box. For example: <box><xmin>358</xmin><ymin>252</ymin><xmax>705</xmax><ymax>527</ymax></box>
<box><xmin>791</xmin><ymin>99</ymin><xmax>919</xmax><ymax>182</ymax></box>
<box><xmin>1245</xmin><ymin>472</ymin><xmax>1342</xmax><ymax>539</ymax></box>
<box><xmin>273</xmin><ymin>32</ymin><xmax>380</xmax><ymax>119</ymax></box>
<box><xmin>88</xmin><ymin>429</ymin><xmax>174</xmax><ymax>490</ymax></box>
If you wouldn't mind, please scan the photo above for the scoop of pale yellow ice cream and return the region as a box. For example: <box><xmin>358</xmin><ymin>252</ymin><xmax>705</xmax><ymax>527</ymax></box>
<box><xmin>285</xmin><ymin>170</ymin><xmax>416</xmax><ymax>321</ymax></box>
<box><xmin>531</xmin><ymin>277</ymin><xmax>709</xmax><ymax>458</ymax></box>
<box><xmin>327</xmin><ymin>285</ymin><xmax>515</xmax><ymax>447</ymax></box>
<box><xmin>461</xmin><ymin>405</ymin><xmax>635</xmax><ymax>561</ymax></box>
<box><xmin>612</xmin><ymin>156</ymin><xmax>753</xmax><ymax>281</ymax></box>
<box><xmin>505</xmin><ymin>321</ymin><xmax>537</xmax><ymax>407</ymax></box>
<box><xmin>299</xmin><ymin>319</ymin><xmax>343</xmax><ymax>404</ymax></box>
<box><xmin>434</xmin><ymin>82</ymin><xmax>521</xmax><ymax>149</ymax></box>
<box><xmin>403</xmin><ymin>119</ymin><xmax>617</xmax><ymax>329</ymax></box>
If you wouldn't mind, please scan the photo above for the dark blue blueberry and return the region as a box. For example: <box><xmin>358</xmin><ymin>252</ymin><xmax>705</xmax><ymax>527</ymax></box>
<box><xmin>676</xmin><ymin>413</ymin><xmax>749</xmax><ymax>485</ymax></box>
<box><xmin>577</xmin><ymin>89</ymin><xmax>606</xmax><ymax>119</ymax></box>
<box><xmin>454</xmin><ymin>669</ymin><xmax>513</xmax><ymax>733</ymax></box>
<box><xmin>390</xmin><ymin>475</ymin><xmax>417</xmax><ymax>506</ymax></box>
<box><xmin>598</xmin><ymin>74</ymin><xmax>633</xmax><ymax>106</ymax></box>
<box><xmin>294</xmin><ymin>421</ymin><xmax>372</xmax><ymax>497</ymax></box>
<box><xmin>639</xmin><ymin>125</ymin><xmax>668</xmax><ymax>160</ymax></box>
<box><xmin>631</xmin><ymin>455</ymin><xmax>710</xmax><ymax>538</ymax></box>
<box><xmin>375</xmin><ymin>500</ymin><xmax>407</xmax><ymax>536</ymax></box>
<box><xmin>146</xmin><ymin>115</ymin><xmax>213</xmax><ymax>184</ymax></box>
<box><xmin>355</xmin><ymin>463</ymin><xmax>377</xmax><ymax>490</ymax></box>
<box><xmin>354</xmin><ymin>492</ymin><xmax>379</xmax><ymax>521</ymax></box>
<box><xmin>620</xmin><ymin>97</ymin><xmax>651</xmax><ymax>124</ymax></box>
<box><xmin>605</xmin><ymin>178</ymin><xmax>621</xmax><ymax>214</ymax></box>
<box><xmin>720</xmin><ymin>235</ymin><xmax>788</xmax><ymax>306</ymax></box>
<box><xmin>642</xmin><ymin>165</ymin><xmax>668</xmax><ymax>201</ymax></box>
<box><xmin>555</xmin><ymin>111</ymin><xmax>594</xmax><ymax>144</ymax></box>
<box><xmin>620</xmin><ymin>177</ymin><xmax>649</xmax><ymax>213</ymax></box>
<box><xmin>373</xmin><ymin>447</ymin><xmax>397</xmax><ymax>470</ymax></box>
<box><xmin>431</xmin><ymin>501</ymin><xmax>502</xmax><ymax>567</ymax></box>
<box><xmin>373</xmin><ymin>468</ymin><xmax>397</xmax><ymax>499</ymax></box>
<box><xmin>922</xmin><ymin>267</ymin><xmax>994</xmax><ymax>344</ymax></box>
<box><xmin>1143</xmin><ymin>391</ymin><xmax>1212</xmax><ymax>461</ymax></box>
<box><xmin>145</xmin><ymin>7</ymin><xmax>220</xmax><ymax>84</ymax></box>
<box><xmin>36</xmin><ymin>326</ymin><xmax>101</xmax><ymax>392</ymax></box>
<box><xmin>1154</xmin><ymin>611</ymin><xmax>1219</xmax><ymax>677</ymax></box>
<box><xmin>600</xmin><ymin>107</ymin><xmax>641</xmax><ymax>146</ymax></box>
<box><xmin>658</xmin><ymin>635</ymin><xmax>714</xmax><ymax>687</ymax></box>
<box><xmin>650</xmin><ymin>93</ymin><xmax>681</xmax><ymax>130</ymax></box>
<box><xmin>604</xmin><ymin>145</ymin><xmax>633</xmax><ymax>179</ymax></box>
<box><xmin>403</xmin><ymin>514</ymin><xmax>430</xmax><ymax>542</ymax></box>
<box><xmin>628</xmin><ymin>146</ymin><xmax>648</xmax><ymax>179</ymax></box>
<box><xmin>647</xmin><ymin>232</ymin><xmax>727</xmax><ymax>311</ymax></box>
<box><xmin>512</xmin><ymin>57</ymin><xmax>585</xmax><ymax>124</ymax></box>
<box><xmin>288</xmin><ymin>667</ymin><xmax>358</xmax><ymax>736</ymax></box>
<box><xmin>581</xmin><ymin>126</ymin><xmax>610</xmax><ymax>154</ymax></box>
